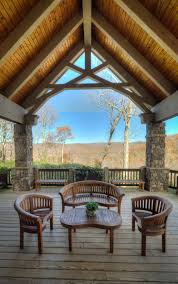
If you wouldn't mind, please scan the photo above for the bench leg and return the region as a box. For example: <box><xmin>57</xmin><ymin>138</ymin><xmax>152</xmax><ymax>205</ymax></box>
<box><xmin>162</xmin><ymin>233</ymin><xmax>166</xmax><ymax>252</ymax></box>
<box><xmin>38</xmin><ymin>229</ymin><xmax>42</xmax><ymax>254</ymax></box>
<box><xmin>141</xmin><ymin>234</ymin><xmax>146</xmax><ymax>256</ymax></box>
<box><xmin>132</xmin><ymin>216</ymin><xmax>135</xmax><ymax>232</ymax></box>
<box><xmin>68</xmin><ymin>228</ymin><xmax>72</xmax><ymax>252</ymax></box>
<box><xmin>110</xmin><ymin>229</ymin><xmax>114</xmax><ymax>253</ymax></box>
<box><xmin>20</xmin><ymin>227</ymin><xmax>24</xmax><ymax>249</ymax></box>
<box><xmin>50</xmin><ymin>217</ymin><xmax>53</xmax><ymax>230</ymax></box>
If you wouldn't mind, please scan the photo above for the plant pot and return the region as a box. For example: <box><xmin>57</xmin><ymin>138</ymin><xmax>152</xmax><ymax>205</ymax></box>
<box><xmin>86</xmin><ymin>209</ymin><xmax>96</xmax><ymax>217</ymax></box>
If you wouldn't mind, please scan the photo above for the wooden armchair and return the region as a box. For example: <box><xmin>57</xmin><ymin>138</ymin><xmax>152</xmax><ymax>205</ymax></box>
<box><xmin>14</xmin><ymin>193</ymin><xmax>53</xmax><ymax>254</ymax></box>
<box><xmin>132</xmin><ymin>196</ymin><xmax>173</xmax><ymax>256</ymax></box>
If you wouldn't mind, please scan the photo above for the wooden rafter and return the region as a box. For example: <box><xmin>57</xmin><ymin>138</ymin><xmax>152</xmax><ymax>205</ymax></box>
<box><xmin>0</xmin><ymin>94</ymin><xmax>26</xmax><ymax>124</ymax></box>
<box><xmin>152</xmin><ymin>91</ymin><xmax>178</xmax><ymax>122</ymax></box>
<box><xmin>4</xmin><ymin>13</ymin><xmax>83</xmax><ymax>100</ymax></box>
<box><xmin>92</xmin><ymin>10</ymin><xmax>175</xmax><ymax>97</ymax></box>
<box><xmin>93</xmin><ymin>41</ymin><xmax>156</xmax><ymax>108</ymax></box>
<box><xmin>22</xmin><ymin>43</ymin><xmax>84</xmax><ymax>109</ymax></box>
<box><xmin>82</xmin><ymin>0</ymin><xmax>92</xmax><ymax>47</ymax></box>
<box><xmin>0</xmin><ymin>0</ymin><xmax>61</xmax><ymax>67</ymax></box>
<box><xmin>115</xmin><ymin>0</ymin><xmax>178</xmax><ymax>63</ymax></box>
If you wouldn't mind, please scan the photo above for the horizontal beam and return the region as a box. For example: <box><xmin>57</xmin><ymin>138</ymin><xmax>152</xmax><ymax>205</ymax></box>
<box><xmin>93</xmin><ymin>41</ymin><xmax>156</xmax><ymax>108</ymax></box>
<box><xmin>0</xmin><ymin>0</ymin><xmax>61</xmax><ymax>67</ymax></box>
<box><xmin>0</xmin><ymin>94</ymin><xmax>27</xmax><ymax>124</ymax></box>
<box><xmin>5</xmin><ymin>13</ymin><xmax>83</xmax><ymax>99</ymax></box>
<box><xmin>92</xmin><ymin>10</ymin><xmax>175</xmax><ymax>96</ymax></box>
<box><xmin>22</xmin><ymin>43</ymin><xmax>84</xmax><ymax>109</ymax></box>
<box><xmin>115</xmin><ymin>0</ymin><xmax>178</xmax><ymax>63</ymax></box>
<box><xmin>152</xmin><ymin>90</ymin><xmax>178</xmax><ymax>122</ymax></box>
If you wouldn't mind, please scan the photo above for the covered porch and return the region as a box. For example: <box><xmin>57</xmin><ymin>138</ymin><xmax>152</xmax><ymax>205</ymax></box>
<box><xmin>0</xmin><ymin>0</ymin><xmax>178</xmax><ymax>283</ymax></box>
<box><xmin>0</xmin><ymin>187</ymin><xmax>178</xmax><ymax>283</ymax></box>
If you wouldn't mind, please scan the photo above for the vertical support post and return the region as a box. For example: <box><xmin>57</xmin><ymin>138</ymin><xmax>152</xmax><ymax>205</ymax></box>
<box><xmin>140</xmin><ymin>113</ymin><xmax>169</xmax><ymax>191</ymax></box>
<box><xmin>12</xmin><ymin>114</ymin><xmax>38</xmax><ymax>191</ymax></box>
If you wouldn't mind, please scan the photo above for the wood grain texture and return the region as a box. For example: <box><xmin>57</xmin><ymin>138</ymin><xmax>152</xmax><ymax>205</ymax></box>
<box><xmin>0</xmin><ymin>0</ymin><xmax>81</xmax><ymax>90</ymax></box>
<box><xmin>12</xmin><ymin>28</ymin><xmax>82</xmax><ymax>104</ymax></box>
<box><xmin>94</xmin><ymin>0</ymin><xmax>178</xmax><ymax>88</ymax></box>
<box><xmin>94</xmin><ymin>27</ymin><xmax>168</xmax><ymax>101</ymax></box>
<box><xmin>0</xmin><ymin>187</ymin><xmax>178</xmax><ymax>283</ymax></box>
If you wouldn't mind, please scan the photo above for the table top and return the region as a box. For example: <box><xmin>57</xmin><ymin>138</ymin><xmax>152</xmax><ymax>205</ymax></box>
<box><xmin>60</xmin><ymin>208</ymin><xmax>122</xmax><ymax>229</ymax></box>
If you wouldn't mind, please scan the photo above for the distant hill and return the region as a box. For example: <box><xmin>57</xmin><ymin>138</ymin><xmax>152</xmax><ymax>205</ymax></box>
<box><xmin>32</xmin><ymin>134</ymin><xmax>178</xmax><ymax>170</ymax></box>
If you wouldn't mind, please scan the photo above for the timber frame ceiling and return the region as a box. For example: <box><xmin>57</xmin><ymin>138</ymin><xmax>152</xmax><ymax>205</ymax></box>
<box><xmin>0</xmin><ymin>0</ymin><xmax>178</xmax><ymax>116</ymax></box>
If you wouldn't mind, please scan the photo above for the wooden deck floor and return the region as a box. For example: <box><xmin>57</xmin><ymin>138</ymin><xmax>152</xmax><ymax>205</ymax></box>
<box><xmin>0</xmin><ymin>187</ymin><xmax>178</xmax><ymax>284</ymax></box>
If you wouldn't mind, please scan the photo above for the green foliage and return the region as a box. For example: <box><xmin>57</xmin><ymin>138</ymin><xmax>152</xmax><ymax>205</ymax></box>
<box><xmin>0</xmin><ymin>161</ymin><xmax>14</xmax><ymax>172</ymax></box>
<box><xmin>86</xmin><ymin>201</ymin><xmax>98</xmax><ymax>211</ymax></box>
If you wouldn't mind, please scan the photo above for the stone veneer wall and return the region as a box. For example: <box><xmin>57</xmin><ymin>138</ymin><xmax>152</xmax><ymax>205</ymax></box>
<box><xmin>145</xmin><ymin>122</ymin><xmax>169</xmax><ymax>191</ymax></box>
<box><xmin>12</xmin><ymin>124</ymin><xmax>33</xmax><ymax>191</ymax></box>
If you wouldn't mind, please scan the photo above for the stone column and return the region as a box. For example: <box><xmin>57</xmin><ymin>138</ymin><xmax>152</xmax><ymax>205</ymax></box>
<box><xmin>140</xmin><ymin>113</ymin><xmax>169</xmax><ymax>191</ymax></box>
<box><xmin>12</xmin><ymin>114</ymin><xmax>38</xmax><ymax>191</ymax></box>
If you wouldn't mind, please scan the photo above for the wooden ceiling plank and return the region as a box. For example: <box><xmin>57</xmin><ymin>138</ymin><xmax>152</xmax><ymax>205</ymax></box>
<box><xmin>115</xmin><ymin>0</ymin><xmax>178</xmax><ymax>63</ymax></box>
<box><xmin>4</xmin><ymin>13</ymin><xmax>83</xmax><ymax>99</ymax></box>
<box><xmin>93</xmin><ymin>41</ymin><xmax>156</xmax><ymax>108</ymax></box>
<box><xmin>92</xmin><ymin>10</ymin><xmax>175</xmax><ymax>96</ymax></box>
<box><xmin>82</xmin><ymin>0</ymin><xmax>92</xmax><ymax>47</ymax></box>
<box><xmin>0</xmin><ymin>0</ymin><xmax>62</xmax><ymax>67</ymax></box>
<box><xmin>152</xmin><ymin>90</ymin><xmax>178</xmax><ymax>122</ymax></box>
<box><xmin>22</xmin><ymin>42</ymin><xmax>84</xmax><ymax>109</ymax></box>
<box><xmin>0</xmin><ymin>93</ymin><xmax>27</xmax><ymax>124</ymax></box>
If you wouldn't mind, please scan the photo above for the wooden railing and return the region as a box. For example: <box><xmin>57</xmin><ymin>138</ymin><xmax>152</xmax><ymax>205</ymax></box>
<box><xmin>3</xmin><ymin>167</ymin><xmax>178</xmax><ymax>190</ymax></box>
<box><xmin>169</xmin><ymin>170</ymin><xmax>178</xmax><ymax>189</ymax></box>
<box><xmin>108</xmin><ymin>168</ymin><xmax>141</xmax><ymax>183</ymax></box>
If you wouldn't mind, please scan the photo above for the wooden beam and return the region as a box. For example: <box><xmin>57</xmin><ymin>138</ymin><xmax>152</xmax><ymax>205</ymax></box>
<box><xmin>92</xmin><ymin>11</ymin><xmax>175</xmax><ymax>96</ymax></box>
<box><xmin>82</xmin><ymin>0</ymin><xmax>92</xmax><ymax>47</ymax></box>
<box><xmin>92</xmin><ymin>62</ymin><xmax>108</xmax><ymax>73</ymax></box>
<box><xmin>93</xmin><ymin>41</ymin><xmax>156</xmax><ymax>108</ymax></box>
<box><xmin>0</xmin><ymin>94</ymin><xmax>27</xmax><ymax>124</ymax></box>
<box><xmin>152</xmin><ymin>90</ymin><xmax>178</xmax><ymax>122</ymax></box>
<box><xmin>85</xmin><ymin>47</ymin><xmax>91</xmax><ymax>70</ymax></box>
<box><xmin>0</xmin><ymin>0</ymin><xmax>61</xmax><ymax>67</ymax></box>
<box><xmin>48</xmin><ymin>81</ymin><xmax>130</xmax><ymax>89</ymax></box>
<box><xmin>90</xmin><ymin>73</ymin><xmax>149</xmax><ymax>112</ymax></box>
<box><xmin>4</xmin><ymin>13</ymin><xmax>83</xmax><ymax>99</ymax></box>
<box><xmin>22</xmin><ymin>43</ymin><xmax>84</xmax><ymax>109</ymax></box>
<box><xmin>115</xmin><ymin>0</ymin><xmax>178</xmax><ymax>63</ymax></box>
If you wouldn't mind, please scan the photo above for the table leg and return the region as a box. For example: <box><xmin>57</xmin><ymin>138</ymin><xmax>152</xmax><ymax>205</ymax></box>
<box><xmin>110</xmin><ymin>229</ymin><xmax>114</xmax><ymax>253</ymax></box>
<box><xmin>68</xmin><ymin>228</ymin><xmax>72</xmax><ymax>252</ymax></box>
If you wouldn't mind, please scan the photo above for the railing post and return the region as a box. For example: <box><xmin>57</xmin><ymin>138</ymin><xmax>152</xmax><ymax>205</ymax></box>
<box><xmin>104</xmin><ymin>167</ymin><xmax>109</xmax><ymax>182</ymax></box>
<box><xmin>69</xmin><ymin>169</ymin><xmax>75</xmax><ymax>183</ymax></box>
<box><xmin>140</xmin><ymin>166</ymin><xmax>146</xmax><ymax>181</ymax></box>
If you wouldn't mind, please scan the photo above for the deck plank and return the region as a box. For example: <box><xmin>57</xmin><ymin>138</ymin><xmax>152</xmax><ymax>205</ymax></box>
<box><xmin>0</xmin><ymin>187</ymin><xmax>178</xmax><ymax>283</ymax></box>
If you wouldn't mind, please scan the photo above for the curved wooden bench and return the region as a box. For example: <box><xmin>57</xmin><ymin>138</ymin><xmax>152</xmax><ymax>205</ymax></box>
<box><xmin>14</xmin><ymin>193</ymin><xmax>53</xmax><ymax>254</ymax></box>
<box><xmin>59</xmin><ymin>180</ymin><xmax>125</xmax><ymax>214</ymax></box>
<box><xmin>132</xmin><ymin>195</ymin><xmax>173</xmax><ymax>256</ymax></box>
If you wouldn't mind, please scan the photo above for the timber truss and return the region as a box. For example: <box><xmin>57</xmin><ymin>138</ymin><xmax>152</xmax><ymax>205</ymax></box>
<box><xmin>23</xmin><ymin>45</ymin><xmax>156</xmax><ymax>115</ymax></box>
<box><xmin>0</xmin><ymin>0</ymin><xmax>177</xmax><ymax>124</ymax></box>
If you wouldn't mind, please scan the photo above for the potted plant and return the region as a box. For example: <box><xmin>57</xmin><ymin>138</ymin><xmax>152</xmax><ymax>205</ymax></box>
<box><xmin>86</xmin><ymin>201</ymin><xmax>99</xmax><ymax>217</ymax></box>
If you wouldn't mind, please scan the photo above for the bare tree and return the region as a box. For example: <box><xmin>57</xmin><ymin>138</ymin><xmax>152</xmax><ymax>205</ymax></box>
<box><xmin>55</xmin><ymin>126</ymin><xmax>73</xmax><ymax>163</ymax></box>
<box><xmin>0</xmin><ymin>119</ymin><xmax>14</xmax><ymax>163</ymax></box>
<box><xmin>34</xmin><ymin>104</ymin><xmax>58</xmax><ymax>144</ymax></box>
<box><xmin>99</xmin><ymin>94</ymin><xmax>123</xmax><ymax>165</ymax></box>
<box><xmin>99</xmin><ymin>91</ymin><xmax>138</xmax><ymax>168</ymax></box>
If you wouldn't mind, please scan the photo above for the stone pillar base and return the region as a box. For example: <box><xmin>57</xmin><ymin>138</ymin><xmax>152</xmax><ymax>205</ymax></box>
<box><xmin>145</xmin><ymin>167</ymin><xmax>169</xmax><ymax>192</ymax></box>
<box><xmin>12</xmin><ymin>167</ymin><xmax>34</xmax><ymax>192</ymax></box>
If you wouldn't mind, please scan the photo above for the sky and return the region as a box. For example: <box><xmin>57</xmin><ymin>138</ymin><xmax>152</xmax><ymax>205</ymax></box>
<box><xmin>35</xmin><ymin>52</ymin><xmax>178</xmax><ymax>144</ymax></box>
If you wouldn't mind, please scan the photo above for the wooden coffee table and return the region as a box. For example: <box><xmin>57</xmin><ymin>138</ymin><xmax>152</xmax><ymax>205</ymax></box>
<box><xmin>60</xmin><ymin>208</ymin><xmax>122</xmax><ymax>253</ymax></box>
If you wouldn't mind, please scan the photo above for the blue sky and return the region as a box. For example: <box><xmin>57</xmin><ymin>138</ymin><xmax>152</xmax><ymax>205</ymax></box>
<box><xmin>36</xmin><ymin>89</ymin><xmax>178</xmax><ymax>144</ymax></box>
<box><xmin>35</xmin><ymin>52</ymin><xmax>178</xmax><ymax>144</ymax></box>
